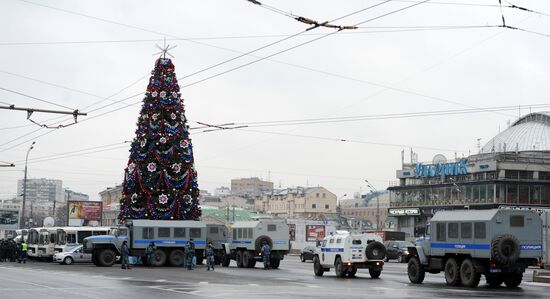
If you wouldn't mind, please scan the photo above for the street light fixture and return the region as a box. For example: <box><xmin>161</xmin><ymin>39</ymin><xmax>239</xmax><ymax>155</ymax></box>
<box><xmin>365</xmin><ymin>179</ymin><xmax>380</xmax><ymax>230</ymax></box>
<box><xmin>20</xmin><ymin>141</ymin><xmax>35</xmax><ymax>229</ymax></box>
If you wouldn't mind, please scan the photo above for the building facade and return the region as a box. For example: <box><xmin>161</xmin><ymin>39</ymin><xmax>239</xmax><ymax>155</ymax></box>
<box><xmin>64</xmin><ymin>189</ymin><xmax>89</xmax><ymax>202</ymax></box>
<box><xmin>388</xmin><ymin>112</ymin><xmax>550</xmax><ymax>240</ymax></box>
<box><xmin>231</xmin><ymin>177</ymin><xmax>273</xmax><ymax>197</ymax></box>
<box><xmin>99</xmin><ymin>185</ymin><xmax>123</xmax><ymax>226</ymax></box>
<box><xmin>340</xmin><ymin>193</ymin><xmax>390</xmax><ymax>230</ymax></box>
<box><xmin>255</xmin><ymin>186</ymin><xmax>337</xmax><ymax>219</ymax></box>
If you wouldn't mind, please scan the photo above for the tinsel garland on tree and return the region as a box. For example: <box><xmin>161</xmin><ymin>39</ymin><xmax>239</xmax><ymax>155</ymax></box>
<box><xmin>119</xmin><ymin>57</ymin><xmax>201</xmax><ymax>222</ymax></box>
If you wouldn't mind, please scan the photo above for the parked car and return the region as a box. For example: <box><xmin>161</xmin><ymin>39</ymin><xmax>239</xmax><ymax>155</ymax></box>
<box><xmin>384</xmin><ymin>240</ymin><xmax>414</xmax><ymax>263</ymax></box>
<box><xmin>53</xmin><ymin>245</ymin><xmax>91</xmax><ymax>265</ymax></box>
<box><xmin>300</xmin><ymin>245</ymin><xmax>317</xmax><ymax>262</ymax></box>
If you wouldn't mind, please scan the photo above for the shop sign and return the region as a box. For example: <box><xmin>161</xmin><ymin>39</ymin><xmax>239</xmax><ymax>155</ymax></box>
<box><xmin>414</xmin><ymin>159</ymin><xmax>468</xmax><ymax>178</ymax></box>
<box><xmin>388</xmin><ymin>208</ymin><xmax>421</xmax><ymax>216</ymax></box>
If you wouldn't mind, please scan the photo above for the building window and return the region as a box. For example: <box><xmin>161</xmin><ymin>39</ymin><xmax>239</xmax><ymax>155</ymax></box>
<box><xmin>323</xmin><ymin>193</ymin><xmax>326</xmax><ymax>198</ymax></box>
<box><xmin>312</xmin><ymin>204</ymin><xmax>316</xmax><ymax>209</ymax></box>
<box><xmin>325</xmin><ymin>204</ymin><xmax>329</xmax><ymax>209</ymax></box>
<box><xmin>316</xmin><ymin>193</ymin><xmax>319</xmax><ymax>198</ymax></box>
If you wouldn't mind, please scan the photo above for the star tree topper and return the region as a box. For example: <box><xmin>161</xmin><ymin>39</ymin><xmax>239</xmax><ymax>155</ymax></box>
<box><xmin>153</xmin><ymin>37</ymin><xmax>177</xmax><ymax>59</ymax></box>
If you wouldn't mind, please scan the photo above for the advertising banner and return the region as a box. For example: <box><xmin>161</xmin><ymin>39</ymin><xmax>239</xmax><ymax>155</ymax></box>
<box><xmin>306</xmin><ymin>225</ymin><xmax>325</xmax><ymax>242</ymax></box>
<box><xmin>67</xmin><ymin>201</ymin><xmax>102</xmax><ymax>226</ymax></box>
<box><xmin>0</xmin><ymin>209</ymin><xmax>19</xmax><ymax>230</ymax></box>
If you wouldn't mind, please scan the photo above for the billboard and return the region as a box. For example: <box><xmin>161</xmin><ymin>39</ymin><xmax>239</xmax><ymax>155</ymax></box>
<box><xmin>67</xmin><ymin>201</ymin><xmax>102</xmax><ymax>226</ymax></box>
<box><xmin>0</xmin><ymin>209</ymin><xmax>19</xmax><ymax>230</ymax></box>
<box><xmin>306</xmin><ymin>225</ymin><xmax>325</xmax><ymax>242</ymax></box>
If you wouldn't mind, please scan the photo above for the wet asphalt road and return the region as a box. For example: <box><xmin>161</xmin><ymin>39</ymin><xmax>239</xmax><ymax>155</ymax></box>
<box><xmin>0</xmin><ymin>257</ymin><xmax>547</xmax><ymax>299</ymax></box>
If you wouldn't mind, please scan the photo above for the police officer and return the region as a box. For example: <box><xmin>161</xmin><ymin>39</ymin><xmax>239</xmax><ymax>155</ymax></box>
<box><xmin>146</xmin><ymin>242</ymin><xmax>156</xmax><ymax>268</ymax></box>
<box><xmin>120</xmin><ymin>240</ymin><xmax>130</xmax><ymax>270</ymax></box>
<box><xmin>205</xmin><ymin>241</ymin><xmax>215</xmax><ymax>271</ymax></box>
<box><xmin>186</xmin><ymin>238</ymin><xmax>195</xmax><ymax>270</ymax></box>
<box><xmin>261</xmin><ymin>241</ymin><xmax>271</xmax><ymax>270</ymax></box>
<box><xmin>19</xmin><ymin>241</ymin><xmax>27</xmax><ymax>264</ymax></box>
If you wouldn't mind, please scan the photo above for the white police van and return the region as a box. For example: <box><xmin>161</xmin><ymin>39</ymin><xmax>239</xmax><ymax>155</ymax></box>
<box><xmin>313</xmin><ymin>232</ymin><xmax>386</xmax><ymax>278</ymax></box>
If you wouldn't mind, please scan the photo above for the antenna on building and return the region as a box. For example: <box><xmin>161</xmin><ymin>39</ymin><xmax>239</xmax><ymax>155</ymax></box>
<box><xmin>267</xmin><ymin>170</ymin><xmax>271</xmax><ymax>182</ymax></box>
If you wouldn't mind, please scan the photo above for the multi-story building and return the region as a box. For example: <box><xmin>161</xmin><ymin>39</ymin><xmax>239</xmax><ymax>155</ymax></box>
<box><xmin>64</xmin><ymin>189</ymin><xmax>89</xmax><ymax>202</ymax></box>
<box><xmin>99</xmin><ymin>185</ymin><xmax>123</xmax><ymax>226</ymax></box>
<box><xmin>387</xmin><ymin>112</ymin><xmax>550</xmax><ymax>240</ymax></box>
<box><xmin>16</xmin><ymin>178</ymin><xmax>64</xmax><ymax>226</ymax></box>
<box><xmin>231</xmin><ymin>177</ymin><xmax>273</xmax><ymax>198</ymax></box>
<box><xmin>214</xmin><ymin>186</ymin><xmax>231</xmax><ymax>196</ymax></box>
<box><xmin>255</xmin><ymin>186</ymin><xmax>337</xmax><ymax>219</ymax></box>
<box><xmin>340</xmin><ymin>193</ymin><xmax>390</xmax><ymax>230</ymax></box>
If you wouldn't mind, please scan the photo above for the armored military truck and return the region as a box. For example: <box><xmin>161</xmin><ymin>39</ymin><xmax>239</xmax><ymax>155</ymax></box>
<box><xmin>83</xmin><ymin>220</ymin><xmax>227</xmax><ymax>267</ymax></box>
<box><xmin>313</xmin><ymin>232</ymin><xmax>386</xmax><ymax>278</ymax></box>
<box><xmin>221</xmin><ymin>218</ymin><xmax>290</xmax><ymax>269</ymax></box>
<box><xmin>406</xmin><ymin>209</ymin><xmax>542</xmax><ymax>288</ymax></box>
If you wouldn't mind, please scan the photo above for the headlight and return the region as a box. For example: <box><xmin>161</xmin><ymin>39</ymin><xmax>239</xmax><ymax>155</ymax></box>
<box><xmin>403</xmin><ymin>250</ymin><xmax>409</xmax><ymax>254</ymax></box>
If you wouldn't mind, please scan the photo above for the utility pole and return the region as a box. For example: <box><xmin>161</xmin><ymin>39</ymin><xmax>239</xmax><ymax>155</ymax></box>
<box><xmin>20</xmin><ymin>141</ymin><xmax>35</xmax><ymax>229</ymax></box>
<box><xmin>365</xmin><ymin>179</ymin><xmax>380</xmax><ymax>230</ymax></box>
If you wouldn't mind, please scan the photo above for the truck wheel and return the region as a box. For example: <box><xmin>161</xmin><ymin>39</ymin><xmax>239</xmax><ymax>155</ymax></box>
<box><xmin>152</xmin><ymin>249</ymin><xmax>167</xmax><ymax>267</ymax></box>
<box><xmin>168</xmin><ymin>249</ymin><xmax>185</xmax><ymax>267</ymax></box>
<box><xmin>243</xmin><ymin>251</ymin><xmax>253</xmax><ymax>268</ymax></box>
<box><xmin>97</xmin><ymin>249</ymin><xmax>116</xmax><ymax>267</ymax></box>
<box><xmin>221</xmin><ymin>254</ymin><xmax>230</xmax><ymax>267</ymax></box>
<box><xmin>503</xmin><ymin>273</ymin><xmax>522</xmax><ymax>288</ymax></box>
<box><xmin>408</xmin><ymin>257</ymin><xmax>425</xmax><ymax>284</ymax></box>
<box><xmin>236</xmin><ymin>251</ymin><xmax>244</xmax><ymax>268</ymax></box>
<box><xmin>460</xmin><ymin>259</ymin><xmax>481</xmax><ymax>288</ymax></box>
<box><xmin>444</xmin><ymin>258</ymin><xmax>461</xmax><ymax>286</ymax></box>
<box><xmin>491</xmin><ymin>234</ymin><xmax>520</xmax><ymax>266</ymax></box>
<box><xmin>334</xmin><ymin>257</ymin><xmax>345</xmax><ymax>278</ymax></box>
<box><xmin>347</xmin><ymin>266</ymin><xmax>357</xmax><ymax>278</ymax></box>
<box><xmin>485</xmin><ymin>274</ymin><xmax>503</xmax><ymax>287</ymax></box>
<box><xmin>369</xmin><ymin>268</ymin><xmax>381</xmax><ymax>279</ymax></box>
<box><xmin>313</xmin><ymin>256</ymin><xmax>324</xmax><ymax>277</ymax></box>
<box><xmin>365</xmin><ymin>241</ymin><xmax>386</xmax><ymax>260</ymax></box>
<box><xmin>270</xmin><ymin>256</ymin><xmax>280</xmax><ymax>269</ymax></box>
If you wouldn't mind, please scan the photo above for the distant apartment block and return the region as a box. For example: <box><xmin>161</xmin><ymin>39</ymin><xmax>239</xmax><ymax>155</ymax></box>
<box><xmin>255</xmin><ymin>186</ymin><xmax>337</xmax><ymax>219</ymax></box>
<box><xmin>231</xmin><ymin>177</ymin><xmax>273</xmax><ymax>197</ymax></box>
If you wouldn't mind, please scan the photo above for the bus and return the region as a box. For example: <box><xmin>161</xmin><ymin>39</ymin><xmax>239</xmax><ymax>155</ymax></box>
<box><xmin>37</xmin><ymin>227</ymin><xmax>62</xmax><ymax>261</ymax></box>
<box><xmin>54</xmin><ymin>226</ymin><xmax>111</xmax><ymax>254</ymax></box>
<box><xmin>26</xmin><ymin>227</ymin><xmax>42</xmax><ymax>259</ymax></box>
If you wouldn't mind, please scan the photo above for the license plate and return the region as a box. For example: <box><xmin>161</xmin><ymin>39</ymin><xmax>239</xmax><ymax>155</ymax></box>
<box><xmin>490</xmin><ymin>269</ymin><xmax>502</xmax><ymax>273</ymax></box>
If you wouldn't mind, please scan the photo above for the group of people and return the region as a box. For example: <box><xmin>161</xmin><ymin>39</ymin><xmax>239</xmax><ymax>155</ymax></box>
<box><xmin>119</xmin><ymin>238</ymin><xmax>217</xmax><ymax>270</ymax></box>
<box><xmin>0</xmin><ymin>239</ymin><xmax>27</xmax><ymax>263</ymax></box>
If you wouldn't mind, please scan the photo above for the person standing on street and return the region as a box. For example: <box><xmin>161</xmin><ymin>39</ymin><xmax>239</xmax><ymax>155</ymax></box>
<box><xmin>261</xmin><ymin>241</ymin><xmax>271</xmax><ymax>270</ymax></box>
<box><xmin>18</xmin><ymin>241</ymin><xmax>27</xmax><ymax>264</ymax></box>
<box><xmin>146</xmin><ymin>242</ymin><xmax>156</xmax><ymax>268</ymax></box>
<box><xmin>205</xmin><ymin>242</ymin><xmax>215</xmax><ymax>271</ymax></box>
<box><xmin>121</xmin><ymin>240</ymin><xmax>130</xmax><ymax>270</ymax></box>
<box><xmin>186</xmin><ymin>238</ymin><xmax>195</xmax><ymax>270</ymax></box>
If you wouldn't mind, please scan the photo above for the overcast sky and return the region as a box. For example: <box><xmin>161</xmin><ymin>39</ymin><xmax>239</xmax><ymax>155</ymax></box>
<box><xmin>1</xmin><ymin>0</ymin><xmax>549</xmax><ymax>201</ymax></box>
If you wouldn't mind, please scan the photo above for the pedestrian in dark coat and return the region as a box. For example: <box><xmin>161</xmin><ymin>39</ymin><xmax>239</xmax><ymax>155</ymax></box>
<box><xmin>261</xmin><ymin>241</ymin><xmax>271</xmax><ymax>270</ymax></box>
<box><xmin>146</xmin><ymin>242</ymin><xmax>156</xmax><ymax>268</ymax></box>
<box><xmin>186</xmin><ymin>238</ymin><xmax>195</xmax><ymax>270</ymax></box>
<box><xmin>121</xmin><ymin>241</ymin><xmax>130</xmax><ymax>269</ymax></box>
<box><xmin>205</xmin><ymin>242</ymin><xmax>215</xmax><ymax>271</ymax></box>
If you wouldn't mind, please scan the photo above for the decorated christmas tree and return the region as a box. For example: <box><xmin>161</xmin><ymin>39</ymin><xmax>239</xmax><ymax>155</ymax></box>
<box><xmin>119</xmin><ymin>56</ymin><xmax>201</xmax><ymax>222</ymax></box>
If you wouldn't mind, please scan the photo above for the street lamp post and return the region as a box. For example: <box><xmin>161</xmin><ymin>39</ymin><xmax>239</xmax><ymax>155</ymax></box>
<box><xmin>20</xmin><ymin>141</ymin><xmax>35</xmax><ymax>229</ymax></box>
<box><xmin>365</xmin><ymin>179</ymin><xmax>380</xmax><ymax>230</ymax></box>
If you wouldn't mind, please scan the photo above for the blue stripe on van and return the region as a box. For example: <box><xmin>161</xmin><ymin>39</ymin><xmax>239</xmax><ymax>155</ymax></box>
<box><xmin>134</xmin><ymin>240</ymin><xmax>205</xmax><ymax>245</ymax></box>
<box><xmin>431</xmin><ymin>243</ymin><xmax>490</xmax><ymax>250</ymax></box>
<box><xmin>521</xmin><ymin>244</ymin><xmax>542</xmax><ymax>250</ymax></box>
<box><xmin>321</xmin><ymin>248</ymin><xmax>344</xmax><ymax>252</ymax></box>
<box><xmin>232</xmin><ymin>240</ymin><xmax>252</xmax><ymax>244</ymax></box>
<box><xmin>273</xmin><ymin>241</ymin><xmax>287</xmax><ymax>245</ymax></box>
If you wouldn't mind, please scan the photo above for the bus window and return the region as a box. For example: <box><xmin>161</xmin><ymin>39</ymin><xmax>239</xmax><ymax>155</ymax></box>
<box><xmin>93</xmin><ymin>231</ymin><xmax>107</xmax><ymax>235</ymax></box>
<box><xmin>67</xmin><ymin>233</ymin><xmax>77</xmax><ymax>244</ymax></box>
<box><xmin>77</xmin><ymin>231</ymin><xmax>93</xmax><ymax>243</ymax></box>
